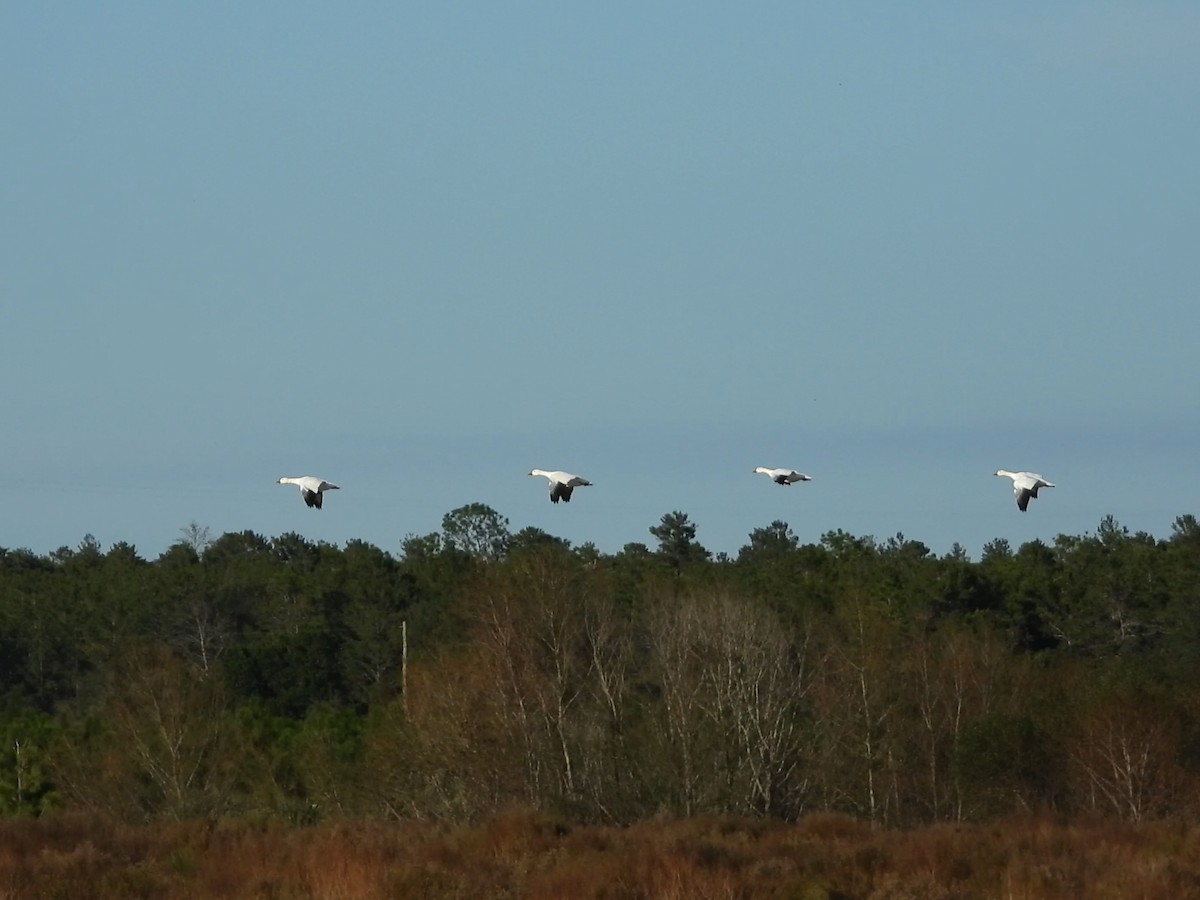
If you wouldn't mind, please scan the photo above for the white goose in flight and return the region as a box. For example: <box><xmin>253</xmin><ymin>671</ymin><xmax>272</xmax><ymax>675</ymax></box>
<box><xmin>277</xmin><ymin>476</ymin><xmax>340</xmax><ymax>509</ymax></box>
<box><xmin>994</xmin><ymin>470</ymin><xmax>1054</xmax><ymax>512</ymax></box>
<box><xmin>529</xmin><ymin>469</ymin><xmax>592</xmax><ymax>504</ymax></box>
<box><xmin>754</xmin><ymin>467</ymin><xmax>813</xmax><ymax>486</ymax></box>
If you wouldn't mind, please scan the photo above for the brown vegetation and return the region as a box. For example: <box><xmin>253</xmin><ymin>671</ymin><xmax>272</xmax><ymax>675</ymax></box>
<box><xmin>2</xmin><ymin>809</ymin><xmax>1200</xmax><ymax>899</ymax></box>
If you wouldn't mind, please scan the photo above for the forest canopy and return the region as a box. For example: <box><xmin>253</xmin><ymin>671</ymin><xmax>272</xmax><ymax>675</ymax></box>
<box><xmin>2</xmin><ymin>508</ymin><xmax>1199</xmax><ymax>827</ymax></box>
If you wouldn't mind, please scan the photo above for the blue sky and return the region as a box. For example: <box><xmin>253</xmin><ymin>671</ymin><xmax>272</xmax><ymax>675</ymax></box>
<box><xmin>3</xmin><ymin>3</ymin><xmax>1198</xmax><ymax>561</ymax></box>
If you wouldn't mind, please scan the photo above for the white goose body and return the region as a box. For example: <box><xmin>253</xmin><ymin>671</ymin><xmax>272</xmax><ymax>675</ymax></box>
<box><xmin>277</xmin><ymin>476</ymin><xmax>340</xmax><ymax>509</ymax></box>
<box><xmin>753</xmin><ymin>466</ymin><xmax>812</xmax><ymax>486</ymax></box>
<box><xmin>529</xmin><ymin>469</ymin><xmax>592</xmax><ymax>504</ymax></box>
<box><xmin>994</xmin><ymin>469</ymin><xmax>1054</xmax><ymax>512</ymax></box>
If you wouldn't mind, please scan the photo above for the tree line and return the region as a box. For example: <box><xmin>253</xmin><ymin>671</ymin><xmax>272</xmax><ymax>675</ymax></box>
<box><xmin>2</xmin><ymin>506</ymin><xmax>1199</xmax><ymax>826</ymax></box>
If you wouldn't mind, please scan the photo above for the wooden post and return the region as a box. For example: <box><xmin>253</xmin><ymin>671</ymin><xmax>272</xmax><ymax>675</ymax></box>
<box><xmin>401</xmin><ymin>619</ymin><xmax>408</xmax><ymax>716</ymax></box>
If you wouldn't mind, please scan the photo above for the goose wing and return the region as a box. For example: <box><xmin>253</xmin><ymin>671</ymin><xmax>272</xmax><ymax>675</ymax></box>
<box><xmin>773</xmin><ymin>469</ymin><xmax>811</xmax><ymax>485</ymax></box>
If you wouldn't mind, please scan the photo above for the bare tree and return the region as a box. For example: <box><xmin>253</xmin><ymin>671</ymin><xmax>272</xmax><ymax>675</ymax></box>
<box><xmin>645</xmin><ymin>591</ymin><xmax>811</xmax><ymax>818</ymax></box>
<box><xmin>700</xmin><ymin>593</ymin><xmax>812</xmax><ymax>816</ymax></box>
<box><xmin>1070</xmin><ymin>693</ymin><xmax>1187</xmax><ymax>822</ymax></box>
<box><xmin>178</xmin><ymin>522</ymin><xmax>213</xmax><ymax>555</ymax></box>
<box><xmin>54</xmin><ymin>643</ymin><xmax>234</xmax><ymax>821</ymax></box>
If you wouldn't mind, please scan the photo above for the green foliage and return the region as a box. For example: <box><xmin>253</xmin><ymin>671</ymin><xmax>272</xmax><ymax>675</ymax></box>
<box><xmin>441</xmin><ymin>503</ymin><xmax>511</xmax><ymax>562</ymax></box>
<box><xmin>650</xmin><ymin>511</ymin><xmax>711</xmax><ymax>571</ymax></box>
<box><xmin>0</xmin><ymin>708</ymin><xmax>59</xmax><ymax>816</ymax></box>
<box><xmin>956</xmin><ymin>713</ymin><xmax>1053</xmax><ymax>818</ymax></box>
<box><xmin>509</xmin><ymin>526</ymin><xmax>571</xmax><ymax>556</ymax></box>
<box><xmin>225</xmin><ymin>628</ymin><xmax>348</xmax><ymax>718</ymax></box>
<box><xmin>1</xmin><ymin>509</ymin><xmax>1200</xmax><ymax>826</ymax></box>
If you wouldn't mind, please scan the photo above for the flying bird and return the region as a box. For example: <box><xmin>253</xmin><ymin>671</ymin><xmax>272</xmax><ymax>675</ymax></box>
<box><xmin>753</xmin><ymin>467</ymin><xmax>813</xmax><ymax>486</ymax></box>
<box><xmin>529</xmin><ymin>469</ymin><xmax>592</xmax><ymax>504</ymax></box>
<box><xmin>994</xmin><ymin>470</ymin><xmax>1054</xmax><ymax>512</ymax></box>
<box><xmin>277</xmin><ymin>476</ymin><xmax>340</xmax><ymax>509</ymax></box>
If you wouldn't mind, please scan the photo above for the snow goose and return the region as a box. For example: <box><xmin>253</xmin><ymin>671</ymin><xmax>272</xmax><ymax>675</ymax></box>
<box><xmin>277</xmin><ymin>476</ymin><xmax>340</xmax><ymax>509</ymax></box>
<box><xmin>753</xmin><ymin>467</ymin><xmax>813</xmax><ymax>486</ymax></box>
<box><xmin>994</xmin><ymin>470</ymin><xmax>1054</xmax><ymax>512</ymax></box>
<box><xmin>529</xmin><ymin>469</ymin><xmax>592</xmax><ymax>504</ymax></box>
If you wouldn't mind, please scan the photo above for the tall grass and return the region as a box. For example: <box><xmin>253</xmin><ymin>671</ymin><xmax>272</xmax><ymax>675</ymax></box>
<box><xmin>1</xmin><ymin>810</ymin><xmax>1198</xmax><ymax>899</ymax></box>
